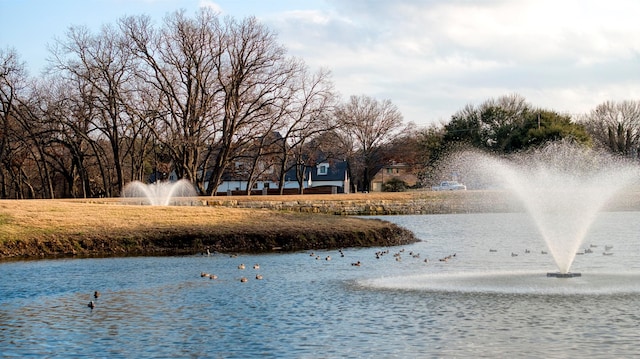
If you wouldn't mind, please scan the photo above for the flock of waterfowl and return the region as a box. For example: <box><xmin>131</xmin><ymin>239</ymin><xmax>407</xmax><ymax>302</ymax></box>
<box><xmin>87</xmin><ymin>257</ymin><xmax>267</xmax><ymax>308</ymax></box>
<box><xmin>197</xmin><ymin>245</ymin><xmax>457</xmax><ymax>291</ymax></box>
<box><xmin>582</xmin><ymin>244</ymin><xmax>614</xmax><ymax>256</ymax></box>
<box><xmin>309</xmin><ymin>247</ymin><xmax>458</xmax><ymax>267</ymax></box>
<box><xmin>200</xmin><ymin>260</ymin><xmax>264</xmax><ymax>284</ymax></box>
<box><xmin>490</xmin><ymin>244</ymin><xmax>614</xmax><ymax>257</ymax></box>
<box><xmin>87</xmin><ymin>245</ymin><xmax>456</xmax><ymax>309</ymax></box>
<box><xmin>87</xmin><ymin>242</ymin><xmax>616</xmax><ymax>309</ymax></box>
<box><xmin>199</xmin><ymin>246</ymin><xmax>443</xmax><ymax>287</ymax></box>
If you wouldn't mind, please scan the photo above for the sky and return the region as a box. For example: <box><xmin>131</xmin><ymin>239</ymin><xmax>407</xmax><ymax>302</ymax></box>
<box><xmin>1</xmin><ymin>0</ymin><xmax>639</xmax><ymax>127</ymax></box>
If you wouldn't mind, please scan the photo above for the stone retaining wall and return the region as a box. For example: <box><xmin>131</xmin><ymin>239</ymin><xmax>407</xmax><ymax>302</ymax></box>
<box><xmin>197</xmin><ymin>190</ymin><xmax>640</xmax><ymax>215</ymax></box>
<box><xmin>199</xmin><ymin>192</ymin><xmax>526</xmax><ymax>215</ymax></box>
<box><xmin>116</xmin><ymin>190</ymin><xmax>640</xmax><ymax>215</ymax></box>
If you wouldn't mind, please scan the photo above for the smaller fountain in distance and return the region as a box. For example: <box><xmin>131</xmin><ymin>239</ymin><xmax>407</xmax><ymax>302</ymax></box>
<box><xmin>122</xmin><ymin>179</ymin><xmax>198</xmax><ymax>206</ymax></box>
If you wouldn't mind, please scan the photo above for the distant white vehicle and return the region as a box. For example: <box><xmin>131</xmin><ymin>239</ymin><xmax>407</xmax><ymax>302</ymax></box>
<box><xmin>431</xmin><ymin>181</ymin><xmax>467</xmax><ymax>191</ymax></box>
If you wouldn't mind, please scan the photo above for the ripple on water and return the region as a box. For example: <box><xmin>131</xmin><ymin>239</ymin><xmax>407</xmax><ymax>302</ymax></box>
<box><xmin>2</xmin><ymin>211</ymin><xmax>640</xmax><ymax>358</ymax></box>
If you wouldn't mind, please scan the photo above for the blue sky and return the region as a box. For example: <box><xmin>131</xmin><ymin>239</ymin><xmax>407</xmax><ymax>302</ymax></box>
<box><xmin>2</xmin><ymin>0</ymin><xmax>640</xmax><ymax>126</ymax></box>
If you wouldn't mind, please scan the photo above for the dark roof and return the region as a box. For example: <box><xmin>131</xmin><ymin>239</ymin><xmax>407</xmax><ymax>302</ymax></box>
<box><xmin>310</xmin><ymin>160</ymin><xmax>348</xmax><ymax>181</ymax></box>
<box><xmin>284</xmin><ymin>160</ymin><xmax>348</xmax><ymax>182</ymax></box>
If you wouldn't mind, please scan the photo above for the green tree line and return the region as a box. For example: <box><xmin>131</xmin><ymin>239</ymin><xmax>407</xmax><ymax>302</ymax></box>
<box><xmin>410</xmin><ymin>94</ymin><xmax>640</xmax><ymax>186</ymax></box>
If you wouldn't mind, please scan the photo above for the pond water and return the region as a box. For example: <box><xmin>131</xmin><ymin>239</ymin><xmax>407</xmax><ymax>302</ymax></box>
<box><xmin>1</xmin><ymin>212</ymin><xmax>640</xmax><ymax>358</ymax></box>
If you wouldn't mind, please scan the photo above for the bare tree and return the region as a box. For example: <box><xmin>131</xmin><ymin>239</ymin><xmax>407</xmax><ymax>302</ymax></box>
<box><xmin>35</xmin><ymin>75</ymin><xmax>113</xmax><ymax>198</ymax></box>
<box><xmin>580</xmin><ymin>100</ymin><xmax>640</xmax><ymax>158</ymax></box>
<box><xmin>1</xmin><ymin>49</ymin><xmax>62</xmax><ymax>198</ymax></box>
<box><xmin>121</xmin><ymin>9</ymin><xmax>221</xmax><ymax>193</ymax></box>
<box><xmin>0</xmin><ymin>48</ymin><xmax>24</xmax><ymax>197</ymax></box>
<box><xmin>49</xmin><ymin>22</ymin><xmax>141</xmax><ymax>196</ymax></box>
<box><xmin>242</xmin><ymin>128</ymin><xmax>283</xmax><ymax>195</ymax></box>
<box><xmin>273</xmin><ymin>67</ymin><xmax>337</xmax><ymax>194</ymax></box>
<box><xmin>203</xmin><ymin>16</ymin><xmax>302</xmax><ymax>195</ymax></box>
<box><xmin>335</xmin><ymin>95</ymin><xmax>404</xmax><ymax>192</ymax></box>
<box><xmin>123</xmin><ymin>84</ymin><xmax>162</xmax><ymax>182</ymax></box>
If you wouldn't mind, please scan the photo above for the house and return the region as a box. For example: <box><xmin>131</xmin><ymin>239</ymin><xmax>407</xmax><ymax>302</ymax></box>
<box><xmin>303</xmin><ymin>160</ymin><xmax>350</xmax><ymax>194</ymax></box>
<box><xmin>213</xmin><ymin>158</ymin><xmax>278</xmax><ymax>194</ymax></box>
<box><xmin>370</xmin><ymin>162</ymin><xmax>418</xmax><ymax>192</ymax></box>
<box><xmin>215</xmin><ymin>159</ymin><xmax>350</xmax><ymax>195</ymax></box>
<box><xmin>159</xmin><ymin>130</ymin><xmax>352</xmax><ymax>195</ymax></box>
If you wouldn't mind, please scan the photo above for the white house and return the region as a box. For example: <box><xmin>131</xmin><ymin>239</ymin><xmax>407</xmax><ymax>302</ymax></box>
<box><xmin>213</xmin><ymin>160</ymin><xmax>350</xmax><ymax>195</ymax></box>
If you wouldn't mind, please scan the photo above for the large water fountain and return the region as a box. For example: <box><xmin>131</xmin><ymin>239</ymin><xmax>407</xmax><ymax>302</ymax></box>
<box><xmin>121</xmin><ymin>179</ymin><xmax>198</xmax><ymax>206</ymax></box>
<box><xmin>469</xmin><ymin>142</ymin><xmax>639</xmax><ymax>276</ymax></box>
<box><xmin>366</xmin><ymin>141</ymin><xmax>640</xmax><ymax>295</ymax></box>
<box><xmin>452</xmin><ymin>141</ymin><xmax>640</xmax><ymax>276</ymax></box>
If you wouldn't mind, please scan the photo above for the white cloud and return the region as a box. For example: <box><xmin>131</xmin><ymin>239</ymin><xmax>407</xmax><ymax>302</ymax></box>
<box><xmin>261</xmin><ymin>0</ymin><xmax>640</xmax><ymax>126</ymax></box>
<box><xmin>199</xmin><ymin>0</ymin><xmax>223</xmax><ymax>14</ymax></box>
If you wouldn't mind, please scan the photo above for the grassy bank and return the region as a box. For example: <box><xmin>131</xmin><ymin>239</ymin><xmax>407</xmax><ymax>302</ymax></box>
<box><xmin>0</xmin><ymin>199</ymin><xmax>417</xmax><ymax>260</ymax></box>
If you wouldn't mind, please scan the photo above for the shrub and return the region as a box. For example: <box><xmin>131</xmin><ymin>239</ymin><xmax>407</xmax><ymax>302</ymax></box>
<box><xmin>383</xmin><ymin>178</ymin><xmax>408</xmax><ymax>192</ymax></box>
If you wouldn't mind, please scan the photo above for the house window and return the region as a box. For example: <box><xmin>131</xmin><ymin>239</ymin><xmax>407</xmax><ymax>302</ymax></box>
<box><xmin>318</xmin><ymin>164</ymin><xmax>329</xmax><ymax>175</ymax></box>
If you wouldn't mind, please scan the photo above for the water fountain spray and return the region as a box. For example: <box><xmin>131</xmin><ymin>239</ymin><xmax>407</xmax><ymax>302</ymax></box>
<box><xmin>440</xmin><ymin>141</ymin><xmax>639</xmax><ymax>277</ymax></box>
<box><xmin>121</xmin><ymin>179</ymin><xmax>198</xmax><ymax>206</ymax></box>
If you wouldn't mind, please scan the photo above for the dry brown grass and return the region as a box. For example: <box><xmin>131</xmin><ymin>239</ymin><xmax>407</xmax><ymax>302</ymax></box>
<box><xmin>0</xmin><ymin>198</ymin><xmax>406</xmax><ymax>244</ymax></box>
<box><xmin>0</xmin><ymin>197</ymin><xmax>418</xmax><ymax>259</ymax></box>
